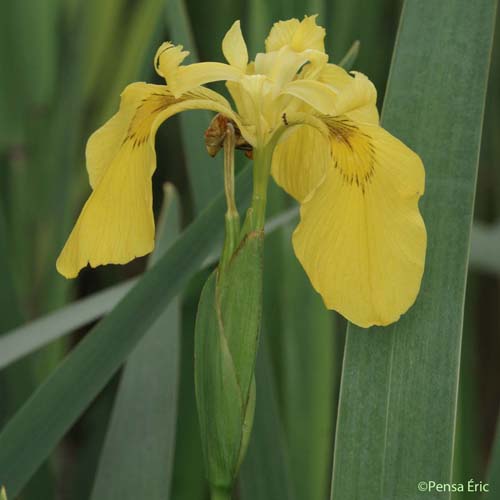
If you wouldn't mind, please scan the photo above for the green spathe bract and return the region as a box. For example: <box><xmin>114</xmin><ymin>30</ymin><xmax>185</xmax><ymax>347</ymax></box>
<box><xmin>195</xmin><ymin>230</ymin><xmax>263</xmax><ymax>495</ymax></box>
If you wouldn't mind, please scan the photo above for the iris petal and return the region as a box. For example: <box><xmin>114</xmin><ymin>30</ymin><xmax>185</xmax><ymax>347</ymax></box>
<box><xmin>282</xmin><ymin>71</ymin><xmax>379</xmax><ymax>125</ymax></box>
<box><xmin>222</xmin><ymin>20</ymin><xmax>248</xmax><ymax>70</ymax></box>
<box><xmin>57</xmin><ymin>83</ymin><xmax>246</xmax><ymax>278</ymax></box>
<box><xmin>292</xmin><ymin>120</ymin><xmax>426</xmax><ymax>327</ymax></box>
<box><xmin>265</xmin><ymin>15</ymin><xmax>325</xmax><ymax>53</ymax></box>
<box><xmin>271</xmin><ymin>124</ymin><xmax>330</xmax><ymax>202</ymax></box>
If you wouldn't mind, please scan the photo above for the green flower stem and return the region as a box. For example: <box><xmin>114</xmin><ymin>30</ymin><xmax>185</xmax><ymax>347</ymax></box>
<box><xmin>220</xmin><ymin>123</ymin><xmax>240</xmax><ymax>271</ymax></box>
<box><xmin>249</xmin><ymin>145</ymin><xmax>274</xmax><ymax>231</ymax></box>
<box><xmin>210</xmin><ymin>485</ymin><xmax>232</xmax><ymax>500</ymax></box>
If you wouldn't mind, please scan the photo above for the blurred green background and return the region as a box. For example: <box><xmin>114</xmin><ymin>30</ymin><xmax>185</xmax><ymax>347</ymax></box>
<box><xmin>0</xmin><ymin>0</ymin><xmax>498</xmax><ymax>499</ymax></box>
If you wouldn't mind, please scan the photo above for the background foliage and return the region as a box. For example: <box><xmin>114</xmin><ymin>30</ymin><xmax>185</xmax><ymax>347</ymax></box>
<box><xmin>0</xmin><ymin>0</ymin><xmax>498</xmax><ymax>499</ymax></box>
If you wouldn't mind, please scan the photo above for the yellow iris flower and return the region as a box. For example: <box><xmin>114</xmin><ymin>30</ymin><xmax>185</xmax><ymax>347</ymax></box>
<box><xmin>56</xmin><ymin>15</ymin><xmax>426</xmax><ymax>328</ymax></box>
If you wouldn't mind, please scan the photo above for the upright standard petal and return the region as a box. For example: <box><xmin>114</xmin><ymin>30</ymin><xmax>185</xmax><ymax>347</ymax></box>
<box><xmin>57</xmin><ymin>84</ymin><xmax>242</xmax><ymax>278</ymax></box>
<box><xmin>222</xmin><ymin>20</ymin><xmax>248</xmax><ymax>71</ymax></box>
<box><xmin>283</xmin><ymin>70</ymin><xmax>379</xmax><ymax>125</ymax></box>
<box><xmin>282</xmin><ymin>80</ymin><xmax>339</xmax><ymax>115</ymax></box>
<box><xmin>254</xmin><ymin>47</ymin><xmax>309</xmax><ymax>89</ymax></box>
<box><xmin>265</xmin><ymin>15</ymin><xmax>325</xmax><ymax>53</ymax></box>
<box><xmin>292</xmin><ymin>119</ymin><xmax>426</xmax><ymax>327</ymax></box>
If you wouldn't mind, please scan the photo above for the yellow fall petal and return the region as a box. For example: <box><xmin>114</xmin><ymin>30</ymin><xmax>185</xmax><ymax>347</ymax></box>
<box><xmin>271</xmin><ymin>124</ymin><xmax>330</xmax><ymax>202</ymax></box>
<box><xmin>86</xmin><ymin>82</ymin><xmax>167</xmax><ymax>189</ymax></box>
<box><xmin>56</xmin><ymin>141</ymin><xmax>156</xmax><ymax>279</ymax></box>
<box><xmin>265</xmin><ymin>15</ymin><xmax>325</xmax><ymax>53</ymax></box>
<box><xmin>292</xmin><ymin>120</ymin><xmax>426</xmax><ymax>327</ymax></box>
<box><xmin>222</xmin><ymin>20</ymin><xmax>248</xmax><ymax>71</ymax></box>
<box><xmin>57</xmin><ymin>84</ymin><xmax>246</xmax><ymax>278</ymax></box>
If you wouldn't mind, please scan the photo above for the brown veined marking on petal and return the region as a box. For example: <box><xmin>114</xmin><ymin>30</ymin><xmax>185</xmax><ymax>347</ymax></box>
<box><xmin>123</xmin><ymin>92</ymin><xmax>180</xmax><ymax>149</ymax></box>
<box><xmin>324</xmin><ymin>116</ymin><xmax>375</xmax><ymax>194</ymax></box>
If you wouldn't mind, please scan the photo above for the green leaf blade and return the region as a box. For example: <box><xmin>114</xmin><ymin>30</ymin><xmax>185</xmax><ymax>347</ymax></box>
<box><xmin>331</xmin><ymin>1</ymin><xmax>498</xmax><ymax>499</ymax></box>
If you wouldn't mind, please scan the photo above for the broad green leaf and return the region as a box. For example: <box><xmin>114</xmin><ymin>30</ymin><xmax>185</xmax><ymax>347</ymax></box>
<box><xmin>452</xmin><ymin>278</ymin><xmax>481</xmax><ymax>499</ymax></box>
<box><xmin>331</xmin><ymin>3</ymin><xmax>497</xmax><ymax>500</ymax></box>
<box><xmin>91</xmin><ymin>185</ymin><xmax>181</xmax><ymax>500</ymax></box>
<box><xmin>0</xmin><ymin>486</ymin><xmax>6</xmax><ymax>500</ymax></box>
<box><xmin>239</xmin><ymin>339</ymin><xmax>295</xmax><ymax>500</ymax></box>
<box><xmin>0</xmin><ymin>165</ymin><xmax>253</xmax><ymax>497</ymax></box>
<box><xmin>280</xmin><ymin>224</ymin><xmax>336</xmax><ymax>500</ymax></box>
<box><xmin>0</xmin><ymin>202</ymin><xmax>55</xmax><ymax>500</ymax></box>
<box><xmin>0</xmin><ymin>280</ymin><xmax>133</xmax><ymax>371</ymax></box>
<box><xmin>166</xmin><ymin>0</ymin><xmax>223</xmax><ymax>212</ymax></box>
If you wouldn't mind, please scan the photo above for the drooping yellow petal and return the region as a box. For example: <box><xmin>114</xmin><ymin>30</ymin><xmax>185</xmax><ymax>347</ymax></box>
<box><xmin>292</xmin><ymin>119</ymin><xmax>426</xmax><ymax>327</ymax></box>
<box><xmin>222</xmin><ymin>20</ymin><xmax>248</xmax><ymax>71</ymax></box>
<box><xmin>56</xmin><ymin>140</ymin><xmax>156</xmax><ymax>279</ymax></box>
<box><xmin>271</xmin><ymin>124</ymin><xmax>330</xmax><ymax>202</ymax></box>
<box><xmin>86</xmin><ymin>83</ymin><xmax>240</xmax><ymax>188</ymax></box>
<box><xmin>86</xmin><ymin>83</ymin><xmax>167</xmax><ymax>189</ymax></box>
<box><xmin>57</xmin><ymin>84</ymin><xmax>245</xmax><ymax>278</ymax></box>
<box><xmin>265</xmin><ymin>15</ymin><xmax>325</xmax><ymax>53</ymax></box>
